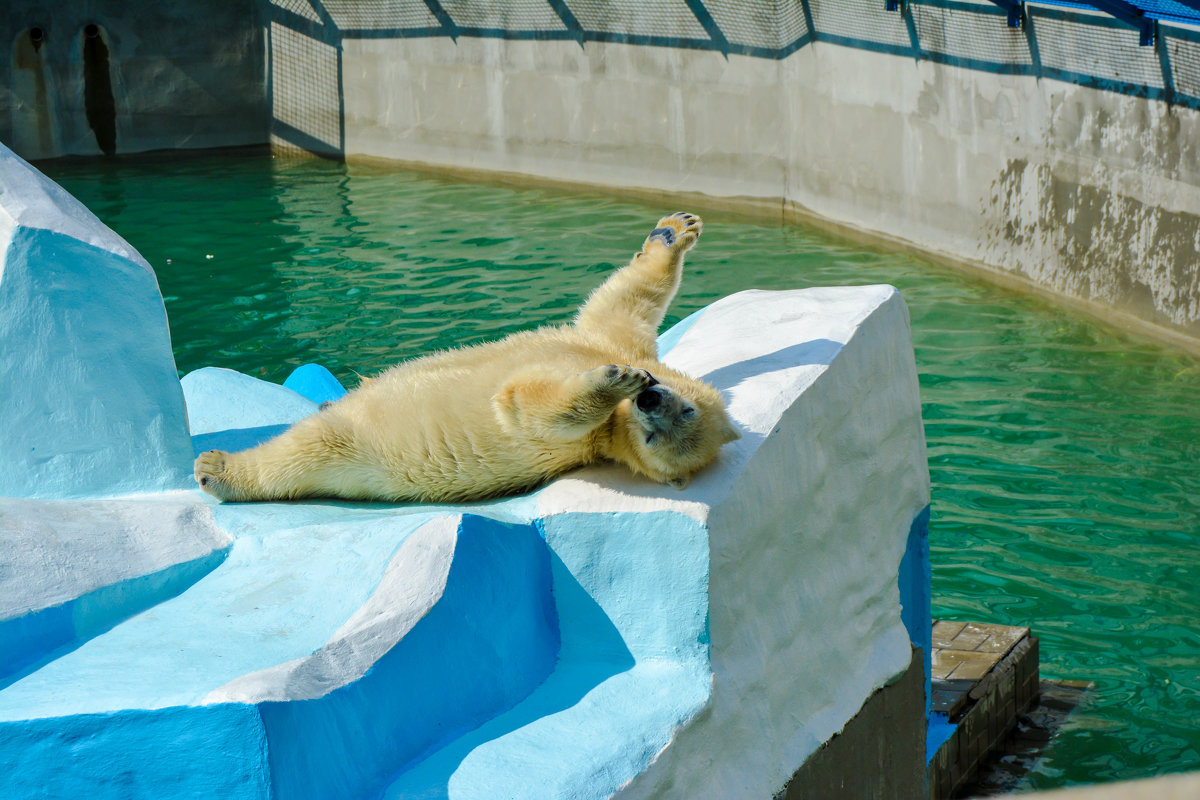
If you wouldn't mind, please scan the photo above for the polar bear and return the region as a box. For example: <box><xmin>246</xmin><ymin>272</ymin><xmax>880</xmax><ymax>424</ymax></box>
<box><xmin>194</xmin><ymin>212</ymin><xmax>739</xmax><ymax>503</ymax></box>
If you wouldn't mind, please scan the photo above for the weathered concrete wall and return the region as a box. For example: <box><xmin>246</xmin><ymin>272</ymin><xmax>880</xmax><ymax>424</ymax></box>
<box><xmin>6</xmin><ymin>2</ymin><xmax>1195</xmax><ymax>347</ymax></box>
<box><xmin>2</xmin><ymin>1</ymin><xmax>267</xmax><ymax>159</ymax></box>
<box><xmin>778</xmin><ymin>648</ymin><xmax>926</xmax><ymax>800</ymax></box>
<box><xmin>329</xmin><ymin>3</ymin><xmax>1200</xmax><ymax>349</ymax></box>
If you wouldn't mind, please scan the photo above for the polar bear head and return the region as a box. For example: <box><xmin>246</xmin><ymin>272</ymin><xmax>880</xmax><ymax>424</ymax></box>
<box><xmin>615</xmin><ymin>371</ymin><xmax>740</xmax><ymax>489</ymax></box>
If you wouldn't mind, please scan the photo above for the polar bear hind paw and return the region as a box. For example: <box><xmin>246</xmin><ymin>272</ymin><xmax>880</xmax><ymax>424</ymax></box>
<box><xmin>644</xmin><ymin>211</ymin><xmax>702</xmax><ymax>253</ymax></box>
<box><xmin>195</xmin><ymin>450</ymin><xmax>239</xmax><ymax>501</ymax></box>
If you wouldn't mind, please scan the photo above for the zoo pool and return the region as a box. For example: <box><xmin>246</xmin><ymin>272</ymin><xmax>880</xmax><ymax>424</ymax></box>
<box><xmin>42</xmin><ymin>152</ymin><xmax>1200</xmax><ymax>791</ymax></box>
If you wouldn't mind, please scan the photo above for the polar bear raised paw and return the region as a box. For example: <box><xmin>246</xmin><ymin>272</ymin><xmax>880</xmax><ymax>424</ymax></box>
<box><xmin>592</xmin><ymin>364</ymin><xmax>658</xmax><ymax>397</ymax></box>
<box><xmin>643</xmin><ymin>211</ymin><xmax>702</xmax><ymax>255</ymax></box>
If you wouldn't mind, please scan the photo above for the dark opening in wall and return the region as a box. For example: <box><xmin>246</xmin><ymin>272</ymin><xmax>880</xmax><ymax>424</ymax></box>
<box><xmin>82</xmin><ymin>24</ymin><xmax>116</xmax><ymax>156</ymax></box>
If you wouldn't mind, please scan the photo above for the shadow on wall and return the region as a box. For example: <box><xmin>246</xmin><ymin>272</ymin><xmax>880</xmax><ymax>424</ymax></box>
<box><xmin>10</xmin><ymin>23</ymin><xmax>116</xmax><ymax>158</ymax></box>
<box><xmin>5</xmin><ymin>1</ymin><xmax>268</xmax><ymax>161</ymax></box>
<box><xmin>267</xmin><ymin>0</ymin><xmax>1200</xmax><ymax>159</ymax></box>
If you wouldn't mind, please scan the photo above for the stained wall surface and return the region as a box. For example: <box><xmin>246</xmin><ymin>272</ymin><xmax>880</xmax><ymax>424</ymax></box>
<box><xmin>323</xmin><ymin>1</ymin><xmax>1200</xmax><ymax>348</ymax></box>
<box><xmin>5</xmin><ymin>2</ymin><xmax>1197</xmax><ymax>347</ymax></box>
<box><xmin>2</xmin><ymin>0</ymin><xmax>267</xmax><ymax>159</ymax></box>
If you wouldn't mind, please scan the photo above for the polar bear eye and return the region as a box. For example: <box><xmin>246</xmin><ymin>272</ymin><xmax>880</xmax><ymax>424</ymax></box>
<box><xmin>645</xmin><ymin>432</ymin><xmax>657</xmax><ymax>445</ymax></box>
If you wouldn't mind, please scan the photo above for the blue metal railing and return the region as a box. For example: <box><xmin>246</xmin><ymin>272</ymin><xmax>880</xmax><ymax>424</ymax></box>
<box><xmin>324</xmin><ymin>1</ymin><xmax>1200</xmax><ymax>57</ymax></box>
<box><xmin>971</xmin><ymin>0</ymin><xmax>1200</xmax><ymax>43</ymax></box>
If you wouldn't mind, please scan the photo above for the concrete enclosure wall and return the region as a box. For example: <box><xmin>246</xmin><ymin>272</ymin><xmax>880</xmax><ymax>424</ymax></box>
<box><xmin>306</xmin><ymin>0</ymin><xmax>1200</xmax><ymax>349</ymax></box>
<box><xmin>2</xmin><ymin>0</ymin><xmax>267</xmax><ymax>159</ymax></box>
<box><xmin>5</xmin><ymin>2</ymin><xmax>1199</xmax><ymax>347</ymax></box>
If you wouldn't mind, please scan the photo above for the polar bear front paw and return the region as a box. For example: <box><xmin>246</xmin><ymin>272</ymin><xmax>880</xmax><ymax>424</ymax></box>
<box><xmin>643</xmin><ymin>212</ymin><xmax>702</xmax><ymax>255</ymax></box>
<box><xmin>594</xmin><ymin>364</ymin><xmax>658</xmax><ymax>398</ymax></box>
<box><xmin>195</xmin><ymin>450</ymin><xmax>238</xmax><ymax>501</ymax></box>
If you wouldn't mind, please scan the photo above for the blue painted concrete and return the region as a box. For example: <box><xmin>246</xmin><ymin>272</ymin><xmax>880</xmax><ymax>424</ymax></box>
<box><xmin>0</xmin><ymin>544</ymin><xmax>230</xmax><ymax>685</ymax></box>
<box><xmin>191</xmin><ymin>424</ymin><xmax>292</xmax><ymax>457</ymax></box>
<box><xmin>260</xmin><ymin>514</ymin><xmax>558</xmax><ymax>800</ymax></box>
<box><xmin>899</xmin><ymin>504</ymin><xmax>933</xmax><ymax>716</ymax></box>
<box><xmin>0</xmin><ymin>704</ymin><xmax>272</xmax><ymax>800</ymax></box>
<box><xmin>926</xmin><ymin>712</ymin><xmax>958</xmax><ymax>763</ymax></box>
<box><xmin>0</xmin><ymin>227</ymin><xmax>193</xmax><ymax>498</ymax></box>
<box><xmin>899</xmin><ymin>505</ymin><xmax>950</xmax><ymax>767</ymax></box>
<box><xmin>384</xmin><ymin>511</ymin><xmax>711</xmax><ymax>799</ymax></box>
<box><xmin>283</xmin><ymin>363</ymin><xmax>348</xmax><ymax>405</ymax></box>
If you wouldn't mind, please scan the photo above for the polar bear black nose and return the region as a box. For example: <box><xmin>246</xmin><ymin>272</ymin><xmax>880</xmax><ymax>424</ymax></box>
<box><xmin>636</xmin><ymin>386</ymin><xmax>663</xmax><ymax>412</ymax></box>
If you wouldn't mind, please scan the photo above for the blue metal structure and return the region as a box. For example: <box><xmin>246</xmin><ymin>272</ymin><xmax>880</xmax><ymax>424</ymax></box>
<box><xmin>969</xmin><ymin>1</ymin><xmax>1200</xmax><ymax>42</ymax></box>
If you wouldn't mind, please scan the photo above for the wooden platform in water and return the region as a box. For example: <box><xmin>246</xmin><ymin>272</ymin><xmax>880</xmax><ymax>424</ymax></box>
<box><xmin>927</xmin><ymin>620</ymin><xmax>1089</xmax><ymax>799</ymax></box>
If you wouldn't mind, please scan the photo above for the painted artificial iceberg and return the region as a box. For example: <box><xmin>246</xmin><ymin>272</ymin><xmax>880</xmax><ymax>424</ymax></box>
<box><xmin>0</xmin><ymin>142</ymin><xmax>931</xmax><ymax>799</ymax></box>
<box><xmin>0</xmin><ymin>146</ymin><xmax>193</xmax><ymax>499</ymax></box>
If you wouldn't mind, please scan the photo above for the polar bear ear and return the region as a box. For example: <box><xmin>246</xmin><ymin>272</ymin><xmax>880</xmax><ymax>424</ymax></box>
<box><xmin>668</xmin><ymin>475</ymin><xmax>691</xmax><ymax>490</ymax></box>
<box><xmin>720</xmin><ymin>418</ymin><xmax>741</xmax><ymax>444</ymax></box>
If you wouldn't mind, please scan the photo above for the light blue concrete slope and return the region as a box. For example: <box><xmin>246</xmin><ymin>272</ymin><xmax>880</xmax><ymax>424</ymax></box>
<box><xmin>0</xmin><ymin>144</ymin><xmax>193</xmax><ymax>499</ymax></box>
<box><xmin>0</xmin><ymin>509</ymin><xmax>558</xmax><ymax>800</ymax></box>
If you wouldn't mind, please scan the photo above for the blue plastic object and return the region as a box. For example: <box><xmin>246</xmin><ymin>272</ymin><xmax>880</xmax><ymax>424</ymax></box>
<box><xmin>282</xmin><ymin>363</ymin><xmax>348</xmax><ymax>405</ymax></box>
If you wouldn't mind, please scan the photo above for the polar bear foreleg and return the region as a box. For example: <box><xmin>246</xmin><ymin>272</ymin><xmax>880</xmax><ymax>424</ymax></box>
<box><xmin>573</xmin><ymin>212</ymin><xmax>702</xmax><ymax>357</ymax></box>
<box><xmin>494</xmin><ymin>364</ymin><xmax>655</xmax><ymax>440</ymax></box>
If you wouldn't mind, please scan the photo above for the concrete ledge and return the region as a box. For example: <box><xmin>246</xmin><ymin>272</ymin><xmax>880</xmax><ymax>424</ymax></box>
<box><xmin>0</xmin><ymin>493</ymin><xmax>231</xmax><ymax>682</ymax></box>
<box><xmin>779</xmin><ymin>648</ymin><xmax>927</xmax><ymax>800</ymax></box>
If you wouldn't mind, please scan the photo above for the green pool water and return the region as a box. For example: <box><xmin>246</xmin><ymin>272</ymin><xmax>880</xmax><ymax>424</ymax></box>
<box><xmin>43</xmin><ymin>152</ymin><xmax>1200</xmax><ymax>791</ymax></box>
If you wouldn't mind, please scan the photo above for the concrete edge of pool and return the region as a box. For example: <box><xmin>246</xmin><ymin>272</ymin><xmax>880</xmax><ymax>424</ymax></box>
<box><xmin>0</xmin><ymin>138</ymin><xmax>978</xmax><ymax>798</ymax></box>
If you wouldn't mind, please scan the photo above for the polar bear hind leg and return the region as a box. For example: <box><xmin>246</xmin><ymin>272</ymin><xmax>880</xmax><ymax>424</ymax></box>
<box><xmin>195</xmin><ymin>414</ymin><xmax>385</xmax><ymax>501</ymax></box>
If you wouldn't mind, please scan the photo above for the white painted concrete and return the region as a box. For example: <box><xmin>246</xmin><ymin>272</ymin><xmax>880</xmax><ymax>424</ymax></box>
<box><xmin>0</xmin><ymin>493</ymin><xmax>228</xmax><ymax>621</ymax></box>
